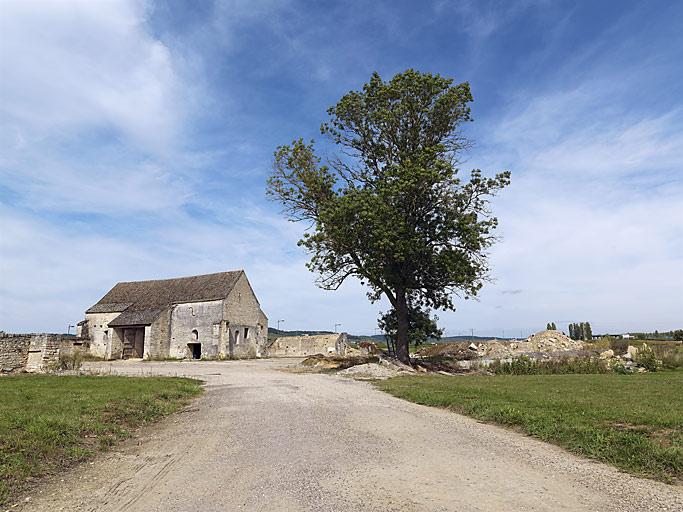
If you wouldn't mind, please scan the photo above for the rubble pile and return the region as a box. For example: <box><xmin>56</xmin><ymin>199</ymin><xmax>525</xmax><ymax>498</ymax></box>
<box><xmin>597</xmin><ymin>343</ymin><xmax>659</xmax><ymax>373</ymax></box>
<box><xmin>298</xmin><ymin>354</ymin><xmax>379</xmax><ymax>370</ymax></box>
<box><xmin>337</xmin><ymin>358</ymin><xmax>415</xmax><ymax>380</ymax></box>
<box><xmin>417</xmin><ymin>330</ymin><xmax>584</xmax><ymax>361</ymax></box>
<box><xmin>477</xmin><ymin>330</ymin><xmax>584</xmax><ymax>359</ymax></box>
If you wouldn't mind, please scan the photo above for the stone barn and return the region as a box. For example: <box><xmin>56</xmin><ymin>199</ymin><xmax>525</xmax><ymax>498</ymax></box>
<box><xmin>79</xmin><ymin>270</ymin><xmax>268</xmax><ymax>360</ymax></box>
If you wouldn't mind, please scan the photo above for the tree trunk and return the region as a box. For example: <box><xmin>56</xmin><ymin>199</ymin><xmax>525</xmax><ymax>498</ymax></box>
<box><xmin>395</xmin><ymin>290</ymin><xmax>410</xmax><ymax>363</ymax></box>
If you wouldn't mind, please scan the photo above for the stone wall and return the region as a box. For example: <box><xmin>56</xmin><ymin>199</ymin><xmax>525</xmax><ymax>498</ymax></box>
<box><xmin>266</xmin><ymin>333</ymin><xmax>348</xmax><ymax>358</ymax></box>
<box><xmin>0</xmin><ymin>333</ymin><xmax>31</xmax><ymax>373</ymax></box>
<box><xmin>169</xmin><ymin>300</ymin><xmax>223</xmax><ymax>359</ymax></box>
<box><xmin>223</xmin><ymin>274</ymin><xmax>269</xmax><ymax>358</ymax></box>
<box><xmin>0</xmin><ymin>333</ymin><xmax>87</xmax><ymax>374</ymax></box>
<box><xmin>84</xmin><ymin>312</ymin><xmax>121</xmax><ymax>358</ymax></box>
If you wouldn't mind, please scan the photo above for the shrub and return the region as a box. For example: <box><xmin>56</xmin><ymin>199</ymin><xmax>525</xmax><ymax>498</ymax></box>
<box><xmin>489</xmin><ymin>355</ymin><xmax>610</xmax><ymax>375</ymax></box>
<box><xmin>56</xmin><ymin>351</ymin><xmax>84</xmax><ymax>371</ymax></box>
<box><xmin>634</xmin><ymin>345</ymin><xmax>662</xmax><ymax>372</ymax></box>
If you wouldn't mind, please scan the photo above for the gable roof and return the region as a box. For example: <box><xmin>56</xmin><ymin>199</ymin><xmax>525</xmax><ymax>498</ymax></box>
<box><xmin>86</xmin><ymin>271</ymin><xmax>244</xmax><ymax>326</ymax></box>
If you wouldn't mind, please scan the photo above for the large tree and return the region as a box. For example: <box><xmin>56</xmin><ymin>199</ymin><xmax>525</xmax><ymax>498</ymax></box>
<box><xmin>267</xmin><ymin>70</ymin><xmax>510</xmax><ymax>363</ymax></box>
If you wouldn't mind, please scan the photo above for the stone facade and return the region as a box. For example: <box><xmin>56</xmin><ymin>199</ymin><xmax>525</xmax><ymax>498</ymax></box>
<box><xmin>266</xmin><ymin>333</ymin><xmax>348</xmax><ymax>357</ymax></box>
<box><xmin>80</xmin><ymin>270</ymin><xmax>268</xmax><ymax>361</ymax></box>
<box><xmin>0</xmin><ymin>333</ymin><xmax>87</xmax><ymax>374</ymax></box>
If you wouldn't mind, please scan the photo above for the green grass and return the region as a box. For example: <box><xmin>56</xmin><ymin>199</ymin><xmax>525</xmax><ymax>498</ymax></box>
<box><xmin>0</xmin><ymin>375</ymin><xmax>202</xmax><ymax>506</ymax></box>
<box><xmin>377</xmin><ymin>372</ymin><xmax>683</xmax><ymax>483</ymax></box>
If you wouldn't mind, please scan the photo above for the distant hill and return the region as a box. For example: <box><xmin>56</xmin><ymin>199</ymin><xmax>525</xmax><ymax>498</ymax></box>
<box><xmin>268</xmin><ymin>328</ymin><xmax>512</xmax><ymax>343</ymax></box>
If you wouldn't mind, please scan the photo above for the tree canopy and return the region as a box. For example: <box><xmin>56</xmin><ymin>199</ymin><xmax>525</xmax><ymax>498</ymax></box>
<box><xmin>267</xmin><ymin>69</ymin><xmax>510</xmax><ymax>362</ymax></box>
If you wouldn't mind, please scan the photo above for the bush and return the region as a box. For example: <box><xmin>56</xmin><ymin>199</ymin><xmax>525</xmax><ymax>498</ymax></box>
<box><xmin>56</xmin><ymin>351</ymin><xmax>84</xmax><ymax>371</ymax></box>
<box><xmin>489</xmin><ymin>355</ymin><xmax>610</xmax><ymax>375</ymax></box>
<box><xmin>634</xmin><ymin>345</ymin><xmax>662</xmax><ymax>372</ymax></box>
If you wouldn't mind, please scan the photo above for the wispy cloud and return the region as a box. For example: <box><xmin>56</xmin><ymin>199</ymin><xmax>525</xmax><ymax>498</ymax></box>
<box><xmin>0</xmin><ymin>0</ymin><xmax>681</xmax><ymax>335</ymax></box>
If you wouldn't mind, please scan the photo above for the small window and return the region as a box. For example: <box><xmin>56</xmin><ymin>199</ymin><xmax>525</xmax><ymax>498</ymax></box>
<box><xmin>192</xmin><ymin>329</ymin><xmax>199</xmax><ymax>341</ymax></box>
<box><xmin>235</xmin><ymin>329</ymin><xmax>240</xmax><ymax>345</ymax></box>
<box><xmin>244</xmin><ymin>327</ymin><xmax>249</xmax><ymax>339</ymax></box>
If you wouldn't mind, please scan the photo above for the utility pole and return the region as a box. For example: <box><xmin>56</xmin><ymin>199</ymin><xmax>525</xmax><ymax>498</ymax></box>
<box><xmin>277</xmin><ymin>319</ymin><xmax>285</xmax><ymax>331</ymax></box>
<box><xmin>67</xmin><ymin>324</ymin><xmax>74</xmax><ymax>335</ymax></box>
<box><xmin>334</xmin><ymin>323</ymin><xmax>342</xmax><ymax>333</ymax></box>
<box><xmin>470</xmin><ymin>328</ymin><xmax>474</xmax><ymax>340</ymax></box>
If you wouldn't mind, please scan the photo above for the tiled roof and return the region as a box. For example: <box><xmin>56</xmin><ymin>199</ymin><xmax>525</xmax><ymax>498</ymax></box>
<box><xmin>86</xmin><ymin>271</ymin><xmax>243</xmax><ymax>327</ymax></box>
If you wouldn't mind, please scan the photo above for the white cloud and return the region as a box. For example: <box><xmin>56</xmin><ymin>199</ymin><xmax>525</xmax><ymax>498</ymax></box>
<box><xmin>0</xmin><ymin>0</ymin><xmax>184</xmax><ymax>154</ymax></box>
<box><xmin>0</xmin><ymin>0</ymin><xmax>680</xmax><ymax>336</ymax></box>
<box><xmin>445</xmin><ymin>79</ymin><xmax>683</xmax><ymax>334</ymax></box>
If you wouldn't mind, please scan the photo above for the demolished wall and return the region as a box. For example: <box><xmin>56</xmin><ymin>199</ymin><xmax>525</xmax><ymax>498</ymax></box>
<box><xmin>0</xmin><ymin>333</ymin><xmax>87</xmax><ymax>374</ymax></box>
<box><xmin>266</xmin><ymin>333</ymin><xmax>348</xmax><ymax>357</ymax></box>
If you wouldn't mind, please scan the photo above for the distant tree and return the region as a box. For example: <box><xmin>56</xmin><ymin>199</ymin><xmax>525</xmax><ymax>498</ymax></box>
<box><xmin>673</xmin><ymin>329</ymin><xmax>683</xmax><ymax>342</ymax></box>
<box><xmin>551</xmin><ymin>322</ymin><xmax>557</xmax><ymax>330</ymax></box>
<box><xmin>569</xmin><ymin>323</ymin><xmax>575</xmax><ymax>340</ymax></box>
<box><xmin>584</xmin><ymin>322</ymin><xmax>593</xmax><ymax>340</ymax></box>
<box><xmin>546</xmin><ymin>323</ymin><xmax>552</xmax><ymax>331</ymax></box>
<box><xmin>267</xmin><ymin>69</ymin><xmax>510</xmax><ymax>363</ymax></box>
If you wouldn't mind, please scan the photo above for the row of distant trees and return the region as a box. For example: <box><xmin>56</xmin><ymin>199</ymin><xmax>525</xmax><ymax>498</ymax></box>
<box><xmin>545</xmin><ymin>323</ymin><xmax>682</xmax><ymax>341</ymax></box>
<box><xmin>569</xmin><ymin>322</ymin><xmax>593</xmax><ymax>341</ymax></box>
<box><xmin>545</xmin><ymin>321</ymin><xmax>594</xmax><ymax>341</ymax></box>
<box><xmin>629</xmin><ymin>330</ymin><xmax>683</xmax><ymax>341</ymax></box>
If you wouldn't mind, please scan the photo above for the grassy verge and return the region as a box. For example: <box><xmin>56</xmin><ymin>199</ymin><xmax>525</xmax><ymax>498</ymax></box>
<box><xmin>0</xmin><ymin>375</ymin><xmax>202</xmax><ymax>506</ymax></box>
<box><xmin>377</xmin><ymin>372</ymin><xmax>682</xmax><ymax>483</ymax></box>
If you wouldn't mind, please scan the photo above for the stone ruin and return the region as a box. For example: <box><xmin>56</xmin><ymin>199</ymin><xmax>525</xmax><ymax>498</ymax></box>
<box><xmin>0</xmin><ymin>332</ymin><xmax>88</xmax><ymax>374</ymax></box>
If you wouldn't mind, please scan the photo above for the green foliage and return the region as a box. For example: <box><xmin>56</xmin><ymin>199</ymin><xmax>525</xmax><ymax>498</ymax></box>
<box><xmin>674</xmin><ymin>330</ymin><xmax>683</xmax><ymax>342</ymax></box>
<box><xmin>635</xmin><ymin>345</ymin><xmax>663</xmax><ymax>372</ymax></box>
<box><xmin>378</xmin><ymin>299</ymin><xmax>443</xmax><ymax>347</ymax></box>
<box><xmin>569</xmin><ymin>322</ymin><xmax>592</xmax><ymax>340</ymax></box>
<box><xmin>378</xmin><ymin>372</ymin><xmax>683</xmax><ymax>483</ymax></box>
<box><xmin>489</xmin><ymin>355</ymin><xmax>610</xmax><ymax>375</ymax></box>
<box><xmin>56</xmin><ymin>351</ymin><xmax>84</xmax><ymax>370</ymax></box>
<box><xmin>0</xmin><ymin>375</ymin><xmax>202</xmax><ymax>506</ymax></box>
<box><xmin>267</xmin><ymin>69</ymin><xmax>510</xmax><ymax>361</ymax></box>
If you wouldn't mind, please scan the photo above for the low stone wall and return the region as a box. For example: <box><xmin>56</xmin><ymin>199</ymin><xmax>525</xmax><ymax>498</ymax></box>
<box><xmin>266</xmin><ymin>333</ymin><xmax>348</xmax><ymax>357</ymax></box>
<box><xmin>0</xmin><ymin>333</ymin><xmax>88</xmax><ymax>374</ymax></box>
<box><xmin>0</xmin><ymin>334</ymin><xmax>31</xmax><ymax>373</ymax></box>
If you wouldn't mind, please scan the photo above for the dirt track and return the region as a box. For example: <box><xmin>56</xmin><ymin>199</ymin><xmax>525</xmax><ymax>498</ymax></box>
<box><xmin>19</xmin><ymin>359</ymin><xmax>683</xmax><ymax>511</ymax></box>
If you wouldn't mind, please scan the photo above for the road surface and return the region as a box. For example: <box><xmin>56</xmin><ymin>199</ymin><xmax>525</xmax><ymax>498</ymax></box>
<box><xmin>19</xmin><ymin>359</ymin><xmax>683</xmax><ymax>511</ymax></box>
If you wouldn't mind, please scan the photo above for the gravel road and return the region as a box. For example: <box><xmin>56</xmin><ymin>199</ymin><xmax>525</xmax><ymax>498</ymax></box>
<box><xmin>18</xmin><ymin>359</ymin><xmax>683</xmax><ymax>512</ymax></box>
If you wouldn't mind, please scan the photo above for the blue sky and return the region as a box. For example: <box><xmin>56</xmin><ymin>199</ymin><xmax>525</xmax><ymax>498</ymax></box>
<box><xmin>1</xmin><ymin>0</ymin><xmax>682</xmax><ymax>336</ymax></box>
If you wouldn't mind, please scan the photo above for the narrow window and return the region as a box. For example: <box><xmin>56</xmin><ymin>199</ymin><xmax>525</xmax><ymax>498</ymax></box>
<box><xmin>192</xmin><ymin>329</ymin><xmax>199</xmax><ymax>341</ymax></box>
<box><xmin>235</xmin><ymin>329</ymin><xmax>240</xmax><ymax>345</ymax></box>
<box><xmin>244</xmin><ymin>327</ymin><xmax>249</xmax><ymax>339</ymax></box>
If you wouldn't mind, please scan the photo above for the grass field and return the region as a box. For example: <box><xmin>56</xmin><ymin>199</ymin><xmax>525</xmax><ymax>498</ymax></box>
<box><xmin>377</xmin><ymin>372</ymin><xmax>683</xmax><ymax>483</ymax></box>
<box><xmin>0</xmin><ymin>375</ymin><xmax>202</xmax><ymax>506</ymax></box>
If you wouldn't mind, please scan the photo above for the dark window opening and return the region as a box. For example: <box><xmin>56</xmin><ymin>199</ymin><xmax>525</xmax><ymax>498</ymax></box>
<box><xmin>192</xmin><ymin>329</ymin><xmax>199</xmax><ymax>340</ymax></box>
<box><xmin>244</xmin><ymin>327</ymin><xmax>249</xmax><ymax>339</ymax></box>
